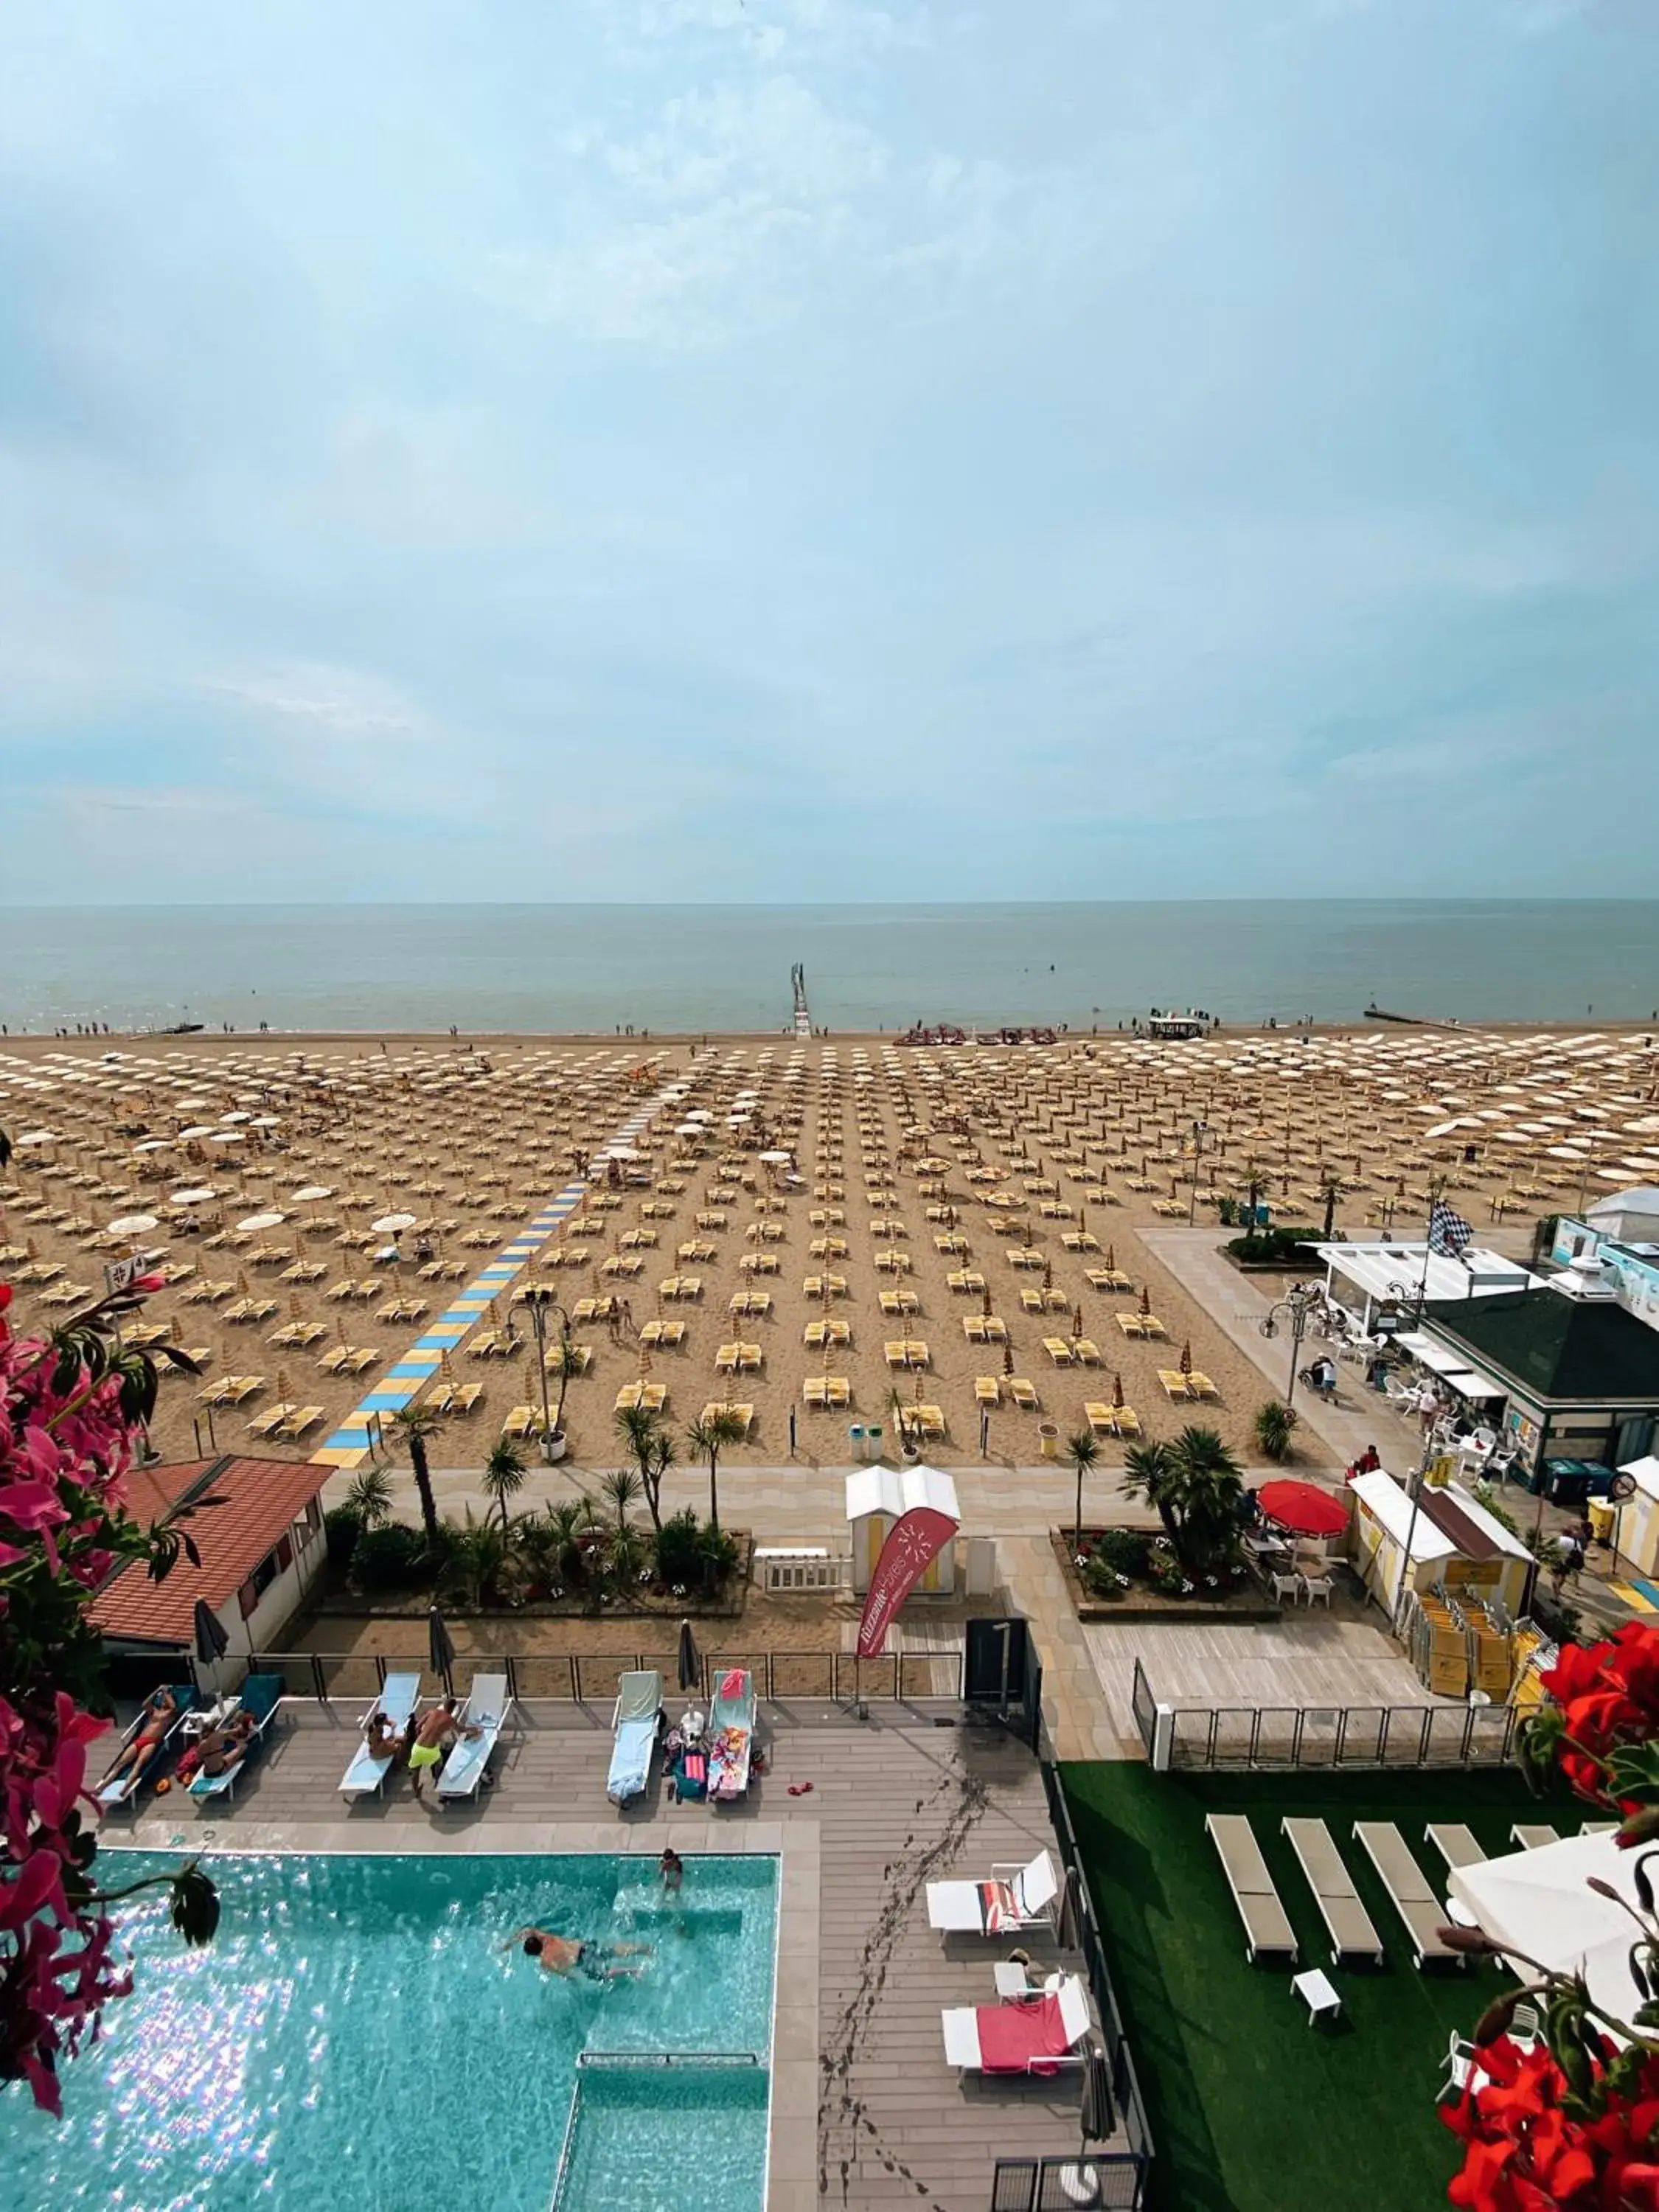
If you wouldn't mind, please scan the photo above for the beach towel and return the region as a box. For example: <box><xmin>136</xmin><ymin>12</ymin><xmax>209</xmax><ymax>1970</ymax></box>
<box><xmin>718</xmin><ymin>1667</ymin><xmax>746</xmax><ymax>1701</ymax></box>
<box><xmin>975</xmin><ymin>1994</ymin><xmax>1071</xmax><ymax>2077</ymax></box>
<box><xmin>978</xmin><ymin>1879</ymin><xmax>1019</xmax><ymax>1933</ymax></box>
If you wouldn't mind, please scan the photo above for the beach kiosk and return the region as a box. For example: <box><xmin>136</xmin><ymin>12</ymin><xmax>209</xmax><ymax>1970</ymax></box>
<box><xmin>1347</xmin><ymin>1469</ymin><xmax>1532</xmax><ymax>1621</ymax></box>
<box><xmin>845</xmin><ymin>1464</ymin><xmax>961</xmax><ymax>1599</ymax></box>
<box><xmin>1606</xmin><ymin>1454</ymin><xmax>1659</xmax><ymax>1578</ymax></box>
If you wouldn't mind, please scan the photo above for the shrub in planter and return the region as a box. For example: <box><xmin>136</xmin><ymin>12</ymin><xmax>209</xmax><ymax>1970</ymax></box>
<box><xmin>698</xmin><ymin>1522</ymin><xmax>740</xmax><ymax>1587</ymax></box>
<box><xmin>1093</xmin><ymin>1528</ymin><xmax>1150</xmax><ymax>1579</ymax></box>
<box><xmin>1253</xmin><ymin>1401</ymin><xmax>1299</xmax><ymax>1463</ymax></box>
<box><xmin>1083</xmin><ymin>1554</ymin><xmax>1130</xmax><ymax>1599</ymax></box>
<box><xmin>349</xmin><ymin>1521</ymin><xmax>428</xmax><ymax>1593</ymax></box>
<box><xmin>1145</xmin><ymin>1552</ymin><xmax>1194</xmax><ymax>1598</ymax></box>
<box><xmin>325</xmin><ymin>1504</ymin><xmax>364</xmax><ymax>1575</ymax></box>
<box><xmin>654</xmin><ymin>1507</ymin><xmax>706</xmax><ymax>1590</ymax></box>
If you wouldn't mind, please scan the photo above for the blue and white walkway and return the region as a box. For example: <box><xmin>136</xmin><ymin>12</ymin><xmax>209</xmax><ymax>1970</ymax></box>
<box><xmin>309</xmin><ymin>1082</ymin><xmax>675</xmax><ymax>1473</ymax></box>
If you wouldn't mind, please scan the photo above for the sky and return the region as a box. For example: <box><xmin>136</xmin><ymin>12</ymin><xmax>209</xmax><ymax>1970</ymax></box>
<box><xmin>2</xmin><ymin>0</ymin><xmax>1656</xmax><ymax>904</ymax></box>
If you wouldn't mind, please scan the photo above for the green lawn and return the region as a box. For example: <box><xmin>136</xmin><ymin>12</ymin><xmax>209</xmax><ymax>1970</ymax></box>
<box><xmin>1060</xmin><ymin>1763</ymin><xmax>1573</xmax><ymax>2212</ymax></box>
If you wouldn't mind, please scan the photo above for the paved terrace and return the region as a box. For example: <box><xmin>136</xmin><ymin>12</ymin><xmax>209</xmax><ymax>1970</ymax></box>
<box><xmin>122</xmin><ymin>1699</ymin><xmax>1114</xmax><ymax>2212</ymax></box>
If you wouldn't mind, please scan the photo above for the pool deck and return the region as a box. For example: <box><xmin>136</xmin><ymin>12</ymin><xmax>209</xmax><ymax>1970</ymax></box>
<box><xmin>119</xmin><ymin>1699</ymin><xmax>1107</xmax><ymax>2212</ymax></box>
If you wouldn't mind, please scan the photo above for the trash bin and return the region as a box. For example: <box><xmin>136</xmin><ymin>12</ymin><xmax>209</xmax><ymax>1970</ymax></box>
<box><xmin>1588</xmin><ymin>1499</ymin><xmax>1615</xmax><ymax>1547</ymax></box>
<box><xmin>1039</xmin><ymin>1422</ymin><xmax>1060</xmax><ymax>1462</ymax></box>
<box><xmin>865</xmin><ymin>1422</ymin><xmax>883</xmax><ymax>1463</ymax></box>
<box><xmin>849</xmin><ymin>1424</ymin><xmax>865</xmax><ymax>1462</ymax></box>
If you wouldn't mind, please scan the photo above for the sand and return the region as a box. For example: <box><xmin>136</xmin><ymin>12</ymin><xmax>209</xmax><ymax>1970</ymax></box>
<box><xmin>4</xmin><ymin>1024</ymin><xmax>1655</xmax><ymax>1480</ymax></box>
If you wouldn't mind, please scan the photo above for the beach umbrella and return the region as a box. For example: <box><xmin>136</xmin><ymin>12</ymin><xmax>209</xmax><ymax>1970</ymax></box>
<box><xmin>427</xmin><ymin>1606</ymin><xmax>456</xmax><ymax>1691</ymax></box>
<box><xmin>133</xmin><ymin>1138</ymin><xmax>173</xmax><ymax>1153</ymax></box>
<box><xmin>372</xmin><ymin>1211</ymin><xmax>417</xmax><ymax>1235</ymax></box>
<box><xmin>220</xmin><ymin>1110</ymin><xmax>252</xmax><ymax>1126</ymax></box>
<box><xmin>192</xmin><ymin>1596</ymin><xmax>230</xmax><ymax>1695</ymax></box>
<box><xmin>677</xmin><ymin>1618</ymin><xmax>702</xmax><ymax>1693</ymax></box>
<box><xmin>1080</xmin><ymin>2042</ymin><xmax>1115</xmax><ymax>2144</ymax></box>
<box><xmin>209</xmin><ymin>1130</ymin><xmax>246</xmax><ymax>1145</ymax></box>
<box><xmin>291</xmin><ymin>1184</ymin><xmax>333</xmax><ymax>1204</ymax></box>
<box><xmin>1180</xmin><ymin>1339</ymin><xmax>1192</xmax><ymax>1375</ymax></box>
<box><xmin>238</xmin><ymin>1211</ymin><xmax>286</xmax><ymax>1233</ymax></box>
<box><xmin>1258</xmin><ymin>1481</ymin><xmax>1347</xmax><ymax>1537</ymax></box>
<box><xmin>1113</xmin><ymin>1373</ymin><xmax>1124</xmax><ymax>1409</ymax></box>
<box><xmin>108</xmin><ymin>1212</ymin><xmax>159</xmax><ymax>1237</ymax></box>
<box><xmin>170</xmin><ymin>1186</ymin><xmax>219</xmax><ymax>1206</ymax></box>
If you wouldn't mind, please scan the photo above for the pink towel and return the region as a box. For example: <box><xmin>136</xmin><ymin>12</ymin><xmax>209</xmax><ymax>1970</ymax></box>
<box><xmin>978</xmin><ymin>1880</ymin><xmax>1018</xmax><ymax>1933</ymax></box>
<box><xmin>718</xmin><ymin>1668</ymin><xmax>747</xmax><ymax>1703</ymax></box>
<box><xmin>974</xmin><ymin>1995</ymin><xmax>1068</xmax><ymax>2076</ymax></box>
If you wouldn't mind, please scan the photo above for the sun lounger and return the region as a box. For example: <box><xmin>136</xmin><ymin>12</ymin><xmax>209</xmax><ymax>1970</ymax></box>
<box><xmin>1352</xmin><ymin>1822</ymin><xmax>1465</xmax><ymax>1968</ymax></box>
<box><xmin>338</xmin><ymin>1672</ymin><xmax>422</xmax><ymax>1800</ymax></box>
<box><xmin>1509</xmin><ymin>1824</ymin><xmax>1558</xmax><ymax>1851</ymax></box>
<box><xmin>1186</xmin><ymin>1371</ymin><xmax>1219</xmax><ymax>1398</ymax></box>
<box><xmin>451</xmin><ymin>1381</ymin><xmax>483</xmax><ymax>1414</ymax></box>
<box><xmin>976</xmin><ymin>1377</ymin><xmax>1001</xmax><ymax>1407</ymax></box>
<box><xmin>1009</xmin><ymin>1379</ymin><xmax>1038</xmax><ymax>1411</ymax></box>
<box><xmin>941</xmin><ymin>1973</ymin><xmax>1091</xmax><ymax>2076</ymax></box>
<box><xmin>607</xmin><ymin>1669</ymin><xmax>664</xmax><ymax>1806</ymax></box>
<box><xmin>706</xmin><ymin>1667</ymin><xmax>757</xmax><ymax>1802</ymax></box>
<box><xmin>1158</xmin><ymin>1370</ymin><xmax>1194</xmax><ymax>1400</ymax></box>
<box><xmin>189</xmin><ymin>1673</ymin><xmax>284</xmax><ymax>1805</ymax></box>
<box><xmin>97</xmin><ymin>1684</ymin><xmax>196</xmax><ymax>1816</ymax></box>
<box><xmin>1281</xmin><ymin>1818</ymin><xmax>1384</xmax><ymax>1964</ymax></box>
<box><xmin>436</xmin><ymin>1673</ymin><xmax>512</xmax><ymax>1801</ymax></box>
<box><xmin>1206</xmin><ymin>1814</ymin><xmax>1297</xmax><ymax>1963</ymax></box>
<box><xmin>1425</xmin><ymin>1823</ymin><xmax>1486</xmax><ymax>1872</ymax></box>
<box><xmin>928</xmin><ymin>1848</ymin><xmax>1059</xmax><ymax>1935</ymax></box>
<box><xmin>1043</xmin><ymin>1338</ymin><xmax>1074</xmax><ymax>1366</ymax></box>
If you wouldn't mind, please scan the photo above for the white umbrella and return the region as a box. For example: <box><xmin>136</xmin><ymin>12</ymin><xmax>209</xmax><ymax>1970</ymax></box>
<box><xmin>209</xmin><ymin>1130</ymin><xmax>246</xmax><ymax>1145</ymax></box>
<box><xmin>1450</xmin><ymin>1833</ymin><xmax>1641</xmax><ymax>2032</ymax></box>
<box><xmin>15</xmin><ymin>1130</ymin><xmax>58</xmax><ymax>1147</ymax></box>
<box><xmin>759</xmin><ymin>1150</ymin><xmax>793</xmax><ymax>1164</ymax></box>
<box><xmin>291</xmin><ymin>1184</ymin><xmax>334</xmax><ymax>1203</ymax></box>
<box><xmin>220</xmin><ymin>1110</ymin><xmax>253</xmax><ymax>1125</ymax></box>
<box><xmin>177</xmin><ymin>1124</ymin><xmax>215</xmax><ymax>1140</ymax></box>
<box><xmin>251</xmin><ymin>1115</ymin><xmax>282</xmax><ymax>1128</ymax></box>
<box><xmin>170</xmin><ymin>1185</ymin><xmax>219</xmax><ymax>1206</ymax></box>
<box><xmin>372</xmin><ymin>1211</ymin><xmax>418</xmax><ymax>1234</ymax></box>
<box><xmin>238</xmin><ymin>1210</ymin><xmax>287</xmax><ymax>1232</ymax></box>
<box><xmin>108</xmin><ymin>1212</ymin><xmax>161</xmax><ymax>1236</ymax></box>
<box><xmin>133</xmin><ymin>1138</ymin><xmax>173</xmax><ymax>1153</ymax></box>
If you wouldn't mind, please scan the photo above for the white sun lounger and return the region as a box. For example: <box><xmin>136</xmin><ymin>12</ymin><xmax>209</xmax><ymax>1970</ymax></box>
<box><xmin>1281</xmin><ymin>1818</ymin><xmax>1383</xmax><ymax>1965</ymax></box>
<box><xmin>607</xmin><ymin>1669</ymin><xmax>664</xmax><ymax>1806</ymax></box>
<box><xmin>927</xmin><ymin>1848</ymin><xmax>1059</xmax><ymax>1935</ymax></box>
<box><xmin>1206</xmin><ymin>1815</ymin><xmax>1297</xmax><ymax>1964</ymax></box>
<box><xmin>338</xmin><ymin>1672</ymin><xmax>422</xmax><ymax>1800</ymax></box>
<box><xmin>1353</xmin><ymin>1821</ymin><xmax>1465</xmax><ymax>1969</ymax></box>
<box><xmin>941</xmin><ymin>1973</ymin><xmax>1091</xmax><ymax>2074</ymax></box>
<box><xmin>1425</xmin><ymin>1823</ymin><xmax>1486</xmax><ymax>1873</ymax></box>
<box><xmin>436</xmin><ymin>1673</ymin><xmax>512</xmax><ymax>1801</ymax></box>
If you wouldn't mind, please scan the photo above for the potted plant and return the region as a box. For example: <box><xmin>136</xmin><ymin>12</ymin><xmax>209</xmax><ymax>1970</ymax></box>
<box><xmin>542</xmin><ymin>1336</ymin><xmax>585</xmax><ymax>1463</ymax></box>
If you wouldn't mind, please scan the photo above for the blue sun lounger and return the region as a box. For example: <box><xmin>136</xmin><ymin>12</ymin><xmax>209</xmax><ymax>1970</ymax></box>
<box><xmin>97</xmin><ymin>1685</ymin><xmax>196</xmax><ymax>1818</ymax></box>
<box><xmin>436</xmin><ymin>1673</ymin><xmax>512</xmax><ymax>1801</ymax></box>
<box><xmin>607</xmin><ymin>1670</ymin><xmax>664</xmax><ymax>1806</ymax></box>
<box><xmin>188</xmin><ymin>1673</ymin><xmax>285</xmax><ymax>1805</ymax></box>
<box><xmin>339</xmin><ymin>1671</ymin><xmax>422</xmax><ymax>1800</ymax></box>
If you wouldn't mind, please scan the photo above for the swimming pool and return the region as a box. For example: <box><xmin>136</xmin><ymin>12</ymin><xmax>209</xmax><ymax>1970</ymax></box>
<box><xmin>0</xmin><ymin>1851</ymin><xmax>778</xmax><ymax>2212</ymax></box>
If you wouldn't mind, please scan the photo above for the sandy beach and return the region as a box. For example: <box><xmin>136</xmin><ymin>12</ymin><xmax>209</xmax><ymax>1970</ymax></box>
<box><xmin>4</xmin><ymin>1023</ymin><xmax>1656</xmax><ymax>1481</ymax></box>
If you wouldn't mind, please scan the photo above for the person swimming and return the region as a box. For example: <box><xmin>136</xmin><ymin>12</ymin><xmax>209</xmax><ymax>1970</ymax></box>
<box><xmin>500</xmin><ymin>1927</ymin><xmax>653</xmax><ymax>1981</ymax></box>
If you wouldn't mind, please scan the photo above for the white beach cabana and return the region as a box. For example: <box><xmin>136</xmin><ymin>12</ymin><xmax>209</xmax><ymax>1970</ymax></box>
<box><xmin>1347</xmin><ymin>1469</ymin><xmax>1533</xmax><ymax>1616</ymax></box>
<box><xmin>844</xmin><ymin>1464</ymin><xmax>961</xmax><ymax>1596</ymax></box>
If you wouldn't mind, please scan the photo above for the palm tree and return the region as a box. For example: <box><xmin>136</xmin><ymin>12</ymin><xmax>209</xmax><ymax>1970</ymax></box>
<box><xmin>481</xmin><ymin>1438</ymin><xmax>528</xmax><ymax>1535</ymax></box>
<box><xmin>344</xmin><ymin>1464</ymin><xmax>394</xmax><ymax>1529</ymax></box>
<box><xmin>614</xmin><ymin>1403</ymin><xmax>675</xmax><ymax>1531</ymax></box>
<box><xmin>1241</xmin><ymin>1158</ymin><xmax>1270</xmax><ymax>1231</ymax></box>
<box><xmin>1124</xmin><ymin>1427</ymin><xmax>1245</xmax><ymax>1576</ymax></box>
<box><xmin>598</xmin><ymin>1466</ymin><xmax>641</xmax><ymax>1530</ymax></box>
<box><xmin>391</xmin><ymin>1403</ymin><xmax>442</xmax><ymax>1548</ymax></box>
<box><xmin>544</xmin><ymin>1338</ymin><xmax>586</xmax><ymax>1444</ymax></box>
<box><xmin>1065</xmin><ymin>1429</ymin><xmax>1099</xmax><ymax>1553</ymax></box>
<box><xmin>686</xmin><ymin>1407</ymin><xmax>745</xmax><ymax>1532</ymax></box>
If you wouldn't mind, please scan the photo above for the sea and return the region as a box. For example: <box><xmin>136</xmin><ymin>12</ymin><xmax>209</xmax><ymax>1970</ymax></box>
<box><xmin>4</xmin><ymin>901</ymin><xmax>1659</xmax><ymax>1037</ymax></box>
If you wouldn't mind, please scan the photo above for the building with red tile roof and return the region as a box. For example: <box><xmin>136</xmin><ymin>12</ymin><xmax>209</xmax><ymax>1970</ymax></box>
<box><xmin>91</xmin><ymin>1455</ymin><xmax>332</xmax><ymax>1655</ymax></box>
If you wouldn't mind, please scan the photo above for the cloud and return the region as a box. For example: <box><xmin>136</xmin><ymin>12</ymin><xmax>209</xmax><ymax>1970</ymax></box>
<box><xmin>206</xmin><ymin>667</ymin><xmax>418</xmax><ymax>738</ymax></box>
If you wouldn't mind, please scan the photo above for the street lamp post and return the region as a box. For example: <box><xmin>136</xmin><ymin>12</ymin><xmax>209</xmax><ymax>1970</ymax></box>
<box><xmin>1259</xmin><ymin>1281</ymin><xmax>1319</xmax><ymax>1409</ymax></box>
<box><xmin>519</xmin><ymin>1286</ymin><xmax>570</xmax><ymax>1465</ymax></box>
<box><xmin>1186</xmin><ymin>1119</ymin><xmax>1208</xmax><ymax>1227</ymax></box>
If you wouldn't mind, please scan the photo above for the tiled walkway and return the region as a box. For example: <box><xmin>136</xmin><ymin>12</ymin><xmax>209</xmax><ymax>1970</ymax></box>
<box><xmin>309</xmin><ymin>1083</ymin><xmax>678</xmax><ymax>1472</ymax></box>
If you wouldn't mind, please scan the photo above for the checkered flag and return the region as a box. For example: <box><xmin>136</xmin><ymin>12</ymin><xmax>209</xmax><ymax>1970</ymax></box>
<box><xmin>1428</xmin><ymin>1197</ymin><xmax>1475</xmax><ymax>1256</ymax></box>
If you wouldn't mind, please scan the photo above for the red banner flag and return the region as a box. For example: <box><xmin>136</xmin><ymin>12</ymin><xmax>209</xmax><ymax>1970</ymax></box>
<box><xmin>856</xmin><ymin>1506</ymin><xmax>959</xmax><ymax>1659</ymax></box>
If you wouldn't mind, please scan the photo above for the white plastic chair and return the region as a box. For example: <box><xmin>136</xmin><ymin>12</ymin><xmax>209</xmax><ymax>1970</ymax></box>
<box><xmin>1440</xmin><ymin>2031</ymin><xmax>1481</xmax><ymax>2102</ymax></box>
<box><xmin>1300</xmin><ymin>1573</ymin><xmax>1334</xmax><ymax>1608</ymax></box>
<box><xmin>1271</xmin><ymin>1572</ymin><xmax>1301</xmax><ymax>1604</ymax></box>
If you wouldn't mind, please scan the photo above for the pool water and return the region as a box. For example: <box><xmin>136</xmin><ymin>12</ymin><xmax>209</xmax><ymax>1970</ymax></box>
<box><xmin>0</xmin><ymin>1851</ymin><xmax>778</xmax><ymax>2212</ymax></box>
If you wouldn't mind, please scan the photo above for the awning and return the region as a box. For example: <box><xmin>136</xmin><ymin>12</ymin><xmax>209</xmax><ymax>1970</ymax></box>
<box><xmin>1394</xmin><ymin>1332</ymin><xmax>1464</xmax><ymax>1377</ymax></box>
<box><xmin>1441</xmin><ymin>1366</ymin><xmax>1507</xmax><ymax>1401</ymax></box>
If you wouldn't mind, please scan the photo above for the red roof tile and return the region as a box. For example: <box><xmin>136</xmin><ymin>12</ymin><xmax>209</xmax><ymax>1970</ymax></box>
<box><xmin>91</xmin><ymin>1455</ymin><xmax>333</xmax><ymax>1645</ymax></box>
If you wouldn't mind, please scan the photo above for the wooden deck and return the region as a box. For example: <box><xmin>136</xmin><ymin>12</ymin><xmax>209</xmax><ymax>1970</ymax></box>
<box><xmin>1082</xmin><ymin>1618</ymin><xmax>1441</xmax><ymax>1753</ymax></box>
<box><xmin>122</xmin><ymin>1699</ymin><xmax>1112</xmax><ymax>2211</ymax></box>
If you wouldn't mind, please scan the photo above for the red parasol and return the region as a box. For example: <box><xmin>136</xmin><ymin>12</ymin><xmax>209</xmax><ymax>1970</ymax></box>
<box><xmin>1258</xmin><ymin>1481</ymin><xmax>1347</xmax><ymax>1537</ymax></box>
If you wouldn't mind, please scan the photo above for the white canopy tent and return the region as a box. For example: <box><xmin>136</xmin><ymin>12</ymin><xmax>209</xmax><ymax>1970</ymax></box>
<box><xmin>1347</xmin><ymin>1470</ymin><xmax>1533</xmax><ymax>1615</ymax></box>
<box><xmin>1450</xmin><ymin>1832</ymin><xmax>1642</xmax><ymax>2033</ymax></box>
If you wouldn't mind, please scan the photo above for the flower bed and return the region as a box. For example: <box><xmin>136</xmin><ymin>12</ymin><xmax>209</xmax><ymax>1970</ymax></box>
<box><xmin>1052</xmin><ymin>1526</ymin><xmax>1277</xmax><ymax>1623</ymax></box>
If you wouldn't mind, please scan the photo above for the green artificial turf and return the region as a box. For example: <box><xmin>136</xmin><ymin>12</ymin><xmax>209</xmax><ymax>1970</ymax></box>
<box><xmin>1060</xmin><ymin>1763</ymin><xmax>1573</xmax><ymax>2212</ymax></box>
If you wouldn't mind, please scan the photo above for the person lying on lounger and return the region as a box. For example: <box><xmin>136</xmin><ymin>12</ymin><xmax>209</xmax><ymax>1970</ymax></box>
<box><xmin>100</xmin><ymin>1689</ymin><xmax>178</xmax><ymax>1785</ymax></box>
<box><xmin>363</xmin><ymin>1711</ymin><xmax>407</xmax><ymax>1761</ymax></box>
<box><xmin>501</xmin><ymin>1929</ymin><xmax>654</xmax><ymax>1981</ymax></box>
<box><xmin>192</xmin><ymin>1711</ymin><xmax>257</xmax><ymax>1780</ymax></box>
